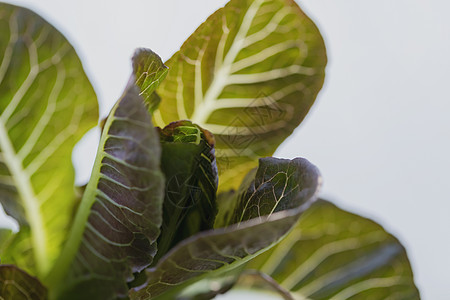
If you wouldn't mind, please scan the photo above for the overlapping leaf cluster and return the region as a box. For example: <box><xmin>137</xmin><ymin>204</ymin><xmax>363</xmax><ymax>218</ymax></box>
<box><xmin>0</xmin><ymin>0</ymin><xmax>419</xmax><ymax>299</ymax></box>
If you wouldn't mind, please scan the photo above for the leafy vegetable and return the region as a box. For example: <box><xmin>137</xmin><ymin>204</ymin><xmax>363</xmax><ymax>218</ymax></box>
<box><xmin>0</xmin><ymin>3</ymin><xmax>98</xmax><ymax>275</ymax></box>
<box><xmin>244</xmin><ymin>200</ymin><xmax>420</xmax><ymax>299</ymax></box>
<box><xmin>44</xmin><ymin>82</ymin><xmax>164</xmax><ymax>299</ymax></box>
<box><xmin>0</xmin><ymin>1</ymin><xmax>420</xmax><ymax>299</ymax></box>
<box><xmin>0</xmin><ymin>264</ymin><xmax>47</xmax><ymax>299</ymax></box>
<box><xmin>129</xmin><ymin>157</ymin><xmax>321</xmax><ymax>299</ymax></box>
<box><xmin>155</xmin><ymin>120</ymin><xmax>218</xmax><ymax>261</ymax></box>
<box><xmin>153</xmin><ymin>0</ymin><xmax>327</xmax><ymax>190</ymax></box>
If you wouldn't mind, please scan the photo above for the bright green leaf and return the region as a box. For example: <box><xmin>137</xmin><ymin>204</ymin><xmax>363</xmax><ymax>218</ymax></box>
<box><xmin>155</xmin><ymin>120</ymin><xmax>218</xmax><ymax>262</ymax></box>
<box><xmin>245</xmin><ymin>200</ymin><xmax>420</xmax><ymax>299</ymax></box>
<box><xmin>0</xmin><ymin>264</ymin><xmax>47</xmax><ymax>300</ymax></box>
<box><xmin>153</xmin><ymin>0</ymin><xmax>326</xmax><ymax>190</ymax></box>
<box><xmin>129</xmin><ymin>157</ymin><xmax>321</xmax><ymax>299</ymax></box>
<box><xmin>0</xmin><ymin>3</ymin><xmax>98</xmax><ymax>275</ymax></box>
<box><xmin>132</xmin><ymin>48</ymin><xmax>168</xmax><ymax>113</ymax></box>
<box><xmin>45</xmin><ymin>82</ymin><xmax>165</xmax><ymax>299</ymax></box>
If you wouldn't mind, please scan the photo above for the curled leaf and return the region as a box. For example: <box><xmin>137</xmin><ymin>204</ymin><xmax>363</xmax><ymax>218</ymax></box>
<box><xmin>130</xmin><ymin>157</ymin><xmax>321</xmax><ymax>299</ymax></box>
<box><xmin>155</xmin><ymin>120</ymin><xmax>218</xmax><ymax>262</ymax></box>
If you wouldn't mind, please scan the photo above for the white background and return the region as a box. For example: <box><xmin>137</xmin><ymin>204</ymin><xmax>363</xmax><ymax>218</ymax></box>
<box><xmin>1</xmin><ymin>1</ymin><xmax>449</xmax><ymax>299</ymax></box>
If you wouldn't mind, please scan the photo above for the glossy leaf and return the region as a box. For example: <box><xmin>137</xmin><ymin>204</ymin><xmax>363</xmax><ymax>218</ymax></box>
<box><xmin>245</xmin><ymin>200</ymin><xmax>420</xmax><ymax>299</ymax></box>
<box><xmin>132</xmin><ymin>48</ymin><xmax>168</xmax><ymax>112</ymax></box>
<box><xmin>0</xmin><ymin>3</ymin><xmax>98</xmax><ymax>275</ymax></box>
<box><xmin>45</xmin><ymin>82</ymin><xmax>165</xmax><ymax>299</ymax></box>
<box><xmin>155</xmin><ymin>120</ymin><xmax>218</xmax><ymax>261</ymax></box>
<box><xmin>129</xmin><ymin>157</ymin><xmax>321</xmax><ymax>299</ymax></box>
<box><xmin>152</xmin><ymin>0</ymin><xmax>326</xmax><ymax>190</ymax></box>
<box><xmin>0</xmin><ymin>264</ymin><xmax>47</xmax><ymax>300</ymax></box>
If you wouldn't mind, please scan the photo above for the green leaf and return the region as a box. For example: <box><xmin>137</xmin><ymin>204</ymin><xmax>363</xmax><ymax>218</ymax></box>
<box><xmin>0</xmin><ymin>264</ymin><xmax>47</xmax><ymax>299</ymax></box>
<box><xmin>217</xmin><ymin>157</ymin><xmax>319</xmax><ymax>228</ymax></box>
<box><xmin>132</xmin><ymin>48</ymin><xmax>168</xmax><ymax>113</ymax></box>
<box><xmin>245</xmin><ymin>200</ymin><xmax>420</xmax><ymax>299</ymax></box>
<box><xmin>155</xmin><ymin>120</ymin><xmax>218</xmax><ymax>262</ymax></box>
<box><xmin>0</xmin><ymin>3</ymin><xmax>98</xmax><ymax>275</ymax></box>
<box><xmin>152</xmin><ymin>0</ymin><xmax>326</xmax><ymax>190</ymax></box>
<box><xmin>129</xmin><ymin>157</ymin><xmax>321</xmax><ymax>299</ymax></box>
<box><xmin>235</xmin><ymin>270</ymin><xmax>293</xmax><ymax>300</ymax></box>
<box><xmin>175</xmin><ymin>266</ymin><xmax>244</xmax><ymax>300</ymax></box>
<box><xmin>214</xmin><ymin>189</ymin><xmax>237</xmax><ymax>229</ymax></box>
<box><xmin>45</xmin><ymin>82</ymin><xmax>165</xmax><ymax>299</ymax></box>
<box><xmin>0</xmin><ymin>228</ymin><xmax>13</xmax><ymax>255</ymax></box>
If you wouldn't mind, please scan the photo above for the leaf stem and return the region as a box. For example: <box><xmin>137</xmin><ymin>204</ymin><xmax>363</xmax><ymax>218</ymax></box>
<box><xmin>44</xmin><ymin>101</ymin><xmax>119</xmax><ymax>294</ymax></box>
<box><xmin>0</xmin><ymin>117</ymin><xmax>48</xmax><ymax>275</ymax></box>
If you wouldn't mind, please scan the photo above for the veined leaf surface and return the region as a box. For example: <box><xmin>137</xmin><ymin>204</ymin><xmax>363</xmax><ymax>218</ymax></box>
<box><xmin>245</xmin><ymin>200</ymin><xmax>420</xmax><ymax>299</ymax></box>
<box><xmin>132</xmin><ymin>48</ymin><xmax>168</xmax><ymax>112</ymax></box>
<box><xmin>153</xmin><ymin>0</ymin><xmax>326</xmax><ymax>190</ymax></box>
<box><xmin>0</xmin><ymin>3</ymin><xmax>98</xmax><ymax>274</ymax></box>
<box><xmin>0</xmin><ymin>264</ymin><xmax>47</xmax><ymax>300</ymax></box>
<box><xmin>155</xmin><ymin>120</ymin><xmax>218</xmax><ymax>262</ymax></box>
<box><xmin>129</xmin><ymin>157</ymin><xmax>321</xmax><ymax>299</ymax></box>
<box><xmin>46</xmin><ymin>82</ymin><xmax>165</xmax><ymax>299</ymax></box>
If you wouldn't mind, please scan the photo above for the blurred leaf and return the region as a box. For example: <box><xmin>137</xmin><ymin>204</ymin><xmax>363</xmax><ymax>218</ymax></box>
<box><xmin>0</xmin><ymin>3</ymin><xmax>98</xmax><ymax>275</ymax></box>
<box><xmin>46</xmin><ymin>82</ymin><xmax>164</xmax><ymax>299</ymax></box>
<box><xmin>236</xmin><ymin>270</ymin><xmax>293</xmax><ymax>300</ymax></box>
<box><xmin>129</xmin><ymin>157</ymin><xmax>321</xmax><ymax>299</ymax></box>
<box><xmin>214</xmin><ymin>189</ymin><xmax>238</xmax><ymax>229</ymax></box>
<box><xmin>244</xmin><ymin>200</ymin><xmax>420</xmax><ymax>299</ymax></box>
<box><xmin>0</xmin><ymin>228</ymin><xmax>13</xmax><ymax>255</ymax></box>
<box><xmin>0</xmin><ymin>264</ymin><xmax>47</xmax><ymax>299</ymax></box>
<box><xmin>153</xmin><ymin>0</ymin><xmax>326</xmax><ymax>190</ymax></box>
<box><xmin>155</xmin><ymin>120</ymin><xmax>218</xmax><ymax>262</ymax></box>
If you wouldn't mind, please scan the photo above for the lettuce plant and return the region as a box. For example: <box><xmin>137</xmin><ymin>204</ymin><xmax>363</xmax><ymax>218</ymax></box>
<box><xmin>0</xmin><ymin>0</ymin><xmax>420</xmax><ymax>299</ymax></box>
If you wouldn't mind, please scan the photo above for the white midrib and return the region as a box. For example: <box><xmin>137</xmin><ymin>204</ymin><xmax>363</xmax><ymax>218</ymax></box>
<box><xmin>189</xmin><ymin>0</ymin><xmax>264</xmax><ymax>126</ymax></box>
<box><xmin>0</xmin><ymin>117</ymin><xmax>48</xmax><ymax>274</ymax></box>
